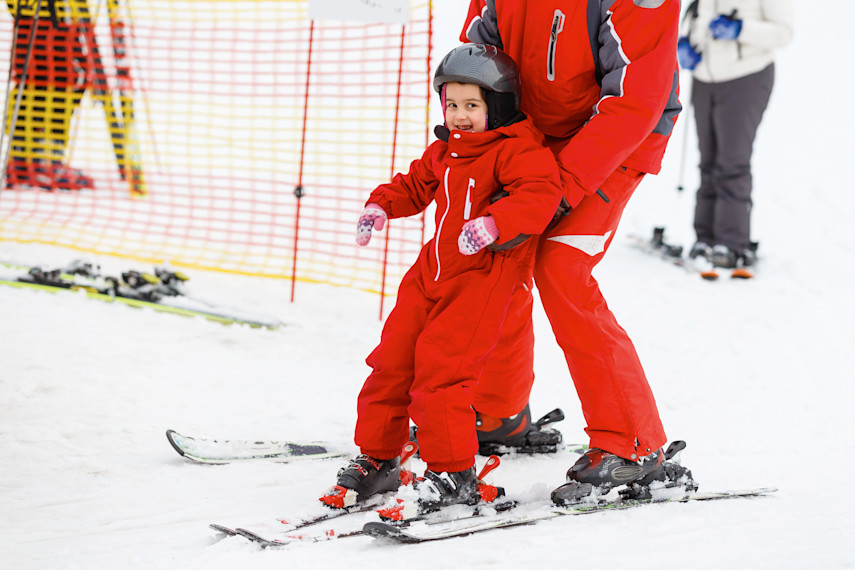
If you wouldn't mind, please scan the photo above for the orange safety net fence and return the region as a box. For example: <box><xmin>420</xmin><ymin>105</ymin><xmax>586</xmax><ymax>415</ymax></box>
<box><xmin>0</xmin><ymin>0</ymin><xmax>432</xmax><ymax>308</ymax></box>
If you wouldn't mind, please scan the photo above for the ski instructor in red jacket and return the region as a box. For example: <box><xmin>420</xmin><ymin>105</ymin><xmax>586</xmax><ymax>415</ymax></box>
<box><xmin>462</xmin><ymin>0</ymin><xmax>685</xmax><ymax>503</ymax></box>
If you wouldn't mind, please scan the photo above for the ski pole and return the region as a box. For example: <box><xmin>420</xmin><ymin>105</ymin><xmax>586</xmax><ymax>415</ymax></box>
<box><xmin>676</xmin><ymin>86</ymin><xmax>692</xmax><ymax>192</ymax></box>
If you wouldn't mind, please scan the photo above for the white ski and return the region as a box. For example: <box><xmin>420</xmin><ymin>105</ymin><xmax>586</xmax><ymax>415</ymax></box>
<box><xmin>166</xmin><ymin>430</ymin><xmax>349</xmax><ymax>464</ymax></box>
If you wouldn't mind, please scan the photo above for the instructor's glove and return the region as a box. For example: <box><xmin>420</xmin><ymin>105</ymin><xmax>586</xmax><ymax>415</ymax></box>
<box><xmin>677</xmin><ymin>37</ymin><xmax>702</xmax><ymax>70</ymax></box>
<box><xmin>355</xmin><ymin>203</ymin><xmax>387</xmax><ymax>246</ymax></box>
<box><xmin>709</xmin><ymin>14</ymin><xmax>742</xmax><ymax>40</ymax></box>
<box><xmin>458</xmin><ymin>215</ymin><xmax>499</xmax><ymax>255</ymax></box>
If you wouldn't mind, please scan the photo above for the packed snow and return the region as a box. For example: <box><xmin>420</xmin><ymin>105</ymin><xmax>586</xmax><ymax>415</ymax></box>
<box><xmin>2</xmin><ymin>2</ymin><xmax>853</xmax><ymax>568</ymax></box>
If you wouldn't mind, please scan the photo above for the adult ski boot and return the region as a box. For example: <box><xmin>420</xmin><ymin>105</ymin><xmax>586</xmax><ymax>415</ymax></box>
<box><xmin>688</xmin><ymin>241</ymin><xmax>713</xmax><ymax>262</ymax></box>
<box><xmin>551</xmin><ymin>441</ymin><xmax>696</xmax><ymax>505</ymax></box>
<box><xmin>319</xmin><ymin>442</ymin><xmax>417</xmax><ymax>509</ymax></box>
<box><xmin>476</xmin><ymin>405</ymin><xmax>564</xmax><ymax>455</ymax></box>
<box><xmin>711</xmin><ymin>244</ymin><xmax>738</xmax><ymax>269</ymax></box>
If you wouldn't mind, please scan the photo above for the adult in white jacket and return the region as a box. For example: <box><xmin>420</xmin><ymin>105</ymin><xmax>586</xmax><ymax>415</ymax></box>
<box><xmin>678</xmin><ymin>0</ymin><xmax>794</xmax><ymax>270</ymax></box>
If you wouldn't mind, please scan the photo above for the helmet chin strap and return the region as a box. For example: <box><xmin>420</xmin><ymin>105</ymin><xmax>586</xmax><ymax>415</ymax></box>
<box><xmin>440</xmin><ymin>84</ymin><xmax>447</xmax><ymax>128</ymax></box>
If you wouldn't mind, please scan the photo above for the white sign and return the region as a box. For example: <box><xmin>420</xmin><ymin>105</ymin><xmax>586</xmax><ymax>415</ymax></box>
<box><xmin>308</xmin><ymin>0</ymin><xmax>410</xmax><ymax>25</ymax></box>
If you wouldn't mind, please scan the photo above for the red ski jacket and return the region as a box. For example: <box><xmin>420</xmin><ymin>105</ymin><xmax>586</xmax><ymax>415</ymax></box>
<box><xmin>367</xmin><ymin>118</ymin><xmax>563</xmax><ymax>282</ymax></box>
<box><xmin>461</xmin><ymin>0</ymin><xmax>681</xmax><ymax>207</ymax></box>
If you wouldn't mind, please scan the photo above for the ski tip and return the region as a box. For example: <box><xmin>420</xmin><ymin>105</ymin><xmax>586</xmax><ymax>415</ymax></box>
<box><xmin>209</xmin><ymin>523</ymin><xmax>239</xmax><ymax>536</ymax></box>
<box><xmin>165</xmin><ymin>429</ymin><xmax>187</xmax><ymax>457</ymax></box>
<box><xmin>731</xmin><ymin>268</ymin><xmax>754</xmax><ymax>279</ymax></box>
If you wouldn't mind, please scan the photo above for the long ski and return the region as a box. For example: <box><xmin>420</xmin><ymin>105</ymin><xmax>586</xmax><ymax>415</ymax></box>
<box><xmin>0</xmin><ymin>261</ymin><xmax>282</xmax><ymax>329</ymax></box>
<box><xmin>363</xmin><ymin>487</ymin><xmax>777</xmax><ymax>543</ymax></box>
<box><xmin>626</xmin><ymin>229</ymin><xmax>757</xmax><ymax>280</ymax></box>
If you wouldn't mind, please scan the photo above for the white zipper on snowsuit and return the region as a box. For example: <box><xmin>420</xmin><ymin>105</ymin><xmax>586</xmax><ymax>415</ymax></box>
<box><xmin>434</xmin><ymin>166</ymin><xmax>452</xmax><ymax>282</ymax></box>
<box><xmin>547</xmin><ymin>9</ymin><xmax>565</xmax><ymax>81</ymax></box>
<box><xmin>464</xmin><ymin>178</ymin><xmax>474</xmax><ymax>220</ymax></box>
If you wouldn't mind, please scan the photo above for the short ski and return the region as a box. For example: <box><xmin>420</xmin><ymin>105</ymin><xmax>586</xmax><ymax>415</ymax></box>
<box><xmin>363</xmin><ymin>487</ymin><xmax>777</xmax><ymax>543</ymax></box>
<box><xmin>209</xmin><ymin>473</ymin><xmax>409</xmax><ymax>546</ymax></box>
<box><xmin>167</xmin><ymin>430</ymin><xmax>348</xmax><ymax>464</ymax></box>
<box><xmin>211</xmin><ymin>522</ymin><xmax>362</xmax><ymax>547</ymax></box>
<box><xmin>233</xmin><ymin>527</ymin><xmax>355</xmax><ymax>546</ymax></box>
<box><xmin>211</xmin><ymin>499</ymin><xmax>518</xmax><ymax>548</ymax></box>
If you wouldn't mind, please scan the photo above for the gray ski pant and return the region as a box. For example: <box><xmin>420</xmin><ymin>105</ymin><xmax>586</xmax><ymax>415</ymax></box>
<box><xmin>691</xmin><ymin>63</ymin><xmax>775</xmax><ymax>251</ymax></box>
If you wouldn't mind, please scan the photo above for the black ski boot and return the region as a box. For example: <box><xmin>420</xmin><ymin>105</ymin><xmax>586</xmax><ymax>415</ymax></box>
<box><xmin>476</xmin><ymin>405</ymin><xmax>564</xmax><ymax>455</ymax></box>
<box><xmin>406</xmin><ymin>406</ymin><xmax>564</xmax><ymax>457</ymax></box>
<box><xmin>415</xmin><ymin>468</ymin><xmax>480</xmax><ymax>514</ymax></box>
<box><xmin>377</xmin><ymin>454</ymin><xmax>509</xmax><ymax>522</ymax></box>
<box><xmin>154</xmin><ymin>266</ymin><xmax>189</xmax><ymax>295</ymax></box>
<box><xmin>62</xmin><ymin>259</ymin><xmax>101</xmax><ymax>279</ymax></box>
<box><xmin>552</xmin><ymin>440</ymin><xmax>695</xmax><ymax>505</ymax></box>
<box><xmin>319</xmin><ymin>454</ymin><xmax>402</xmax><ymax>509</ymax></box>
<box><xmin>651</xmin><ymin>227</ymin><xmax>683</xmax><ymax>258</ymax></box>
<box><xmin>741</xmin><ymin>242</ymin><xmax>759</xmax><ymax>267</ymax></box>
<box><xmin>711</xmin><ymin>244</ymin><xmax>738</xmax><ymax>268</ymax></box>
<box><xmin>551</xmin><ymin>446</ymin><xmax>665</xmax><ymax>504</ymax></box>
<box><xmin>621</xmin><ymin>454</ymin><xmax>698</xmax><ymax>500</ymax></box>
<box><xmin>119</xmin><ymin>270</ymin><xmax>164</xmax><ymax>301</ymax></box>
<box><xmin>688</xmin><ymin>241</ymin><xmax>712</xmax><ymax>261</ymax></box>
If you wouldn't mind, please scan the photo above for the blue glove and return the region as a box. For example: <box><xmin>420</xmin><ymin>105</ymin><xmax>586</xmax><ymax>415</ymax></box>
<box><xmin>709</xmin><ymin>14</ymin><xmax>743</xmax><ymax>40</ymax></box>
<box><xmin>677</xmin><ymin>37</ymin><xmax>702</xmax><ymax>70</ymax></box>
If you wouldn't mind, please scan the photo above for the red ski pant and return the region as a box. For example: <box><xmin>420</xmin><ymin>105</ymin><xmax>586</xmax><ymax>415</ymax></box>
<box><xmin>355</xmin><ymin>245</ymin><xmax>531</xmax><ymax>473</ymax></box>
<box><xmin>472</xmin><ymin>166</ymin><xmax>667</xmax><ymax>461</ymax></box>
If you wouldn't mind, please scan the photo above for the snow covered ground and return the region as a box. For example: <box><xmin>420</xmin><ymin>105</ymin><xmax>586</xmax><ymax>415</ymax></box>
<box><xmin>2</xmin><ymin>1</ymin><xmax>854</xmax><ymax>568</ymax></box>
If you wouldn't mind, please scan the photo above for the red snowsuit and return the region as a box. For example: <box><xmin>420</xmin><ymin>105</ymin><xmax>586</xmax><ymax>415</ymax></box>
<box><xmin>355</xmin><ymin>118</ymin><xmax>563</xmax><ymax>473</ymax></box>
<box><xmin>462</xmin><ymin>0</ymin><xmax>681</xmax><ymax>460</ymax></box>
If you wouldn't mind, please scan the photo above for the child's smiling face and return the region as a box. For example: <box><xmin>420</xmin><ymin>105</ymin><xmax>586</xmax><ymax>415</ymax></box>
<box><xmin>444</xmin><ymin>82</ymin><xmax>488</xmax><ymax>133</ymax></box>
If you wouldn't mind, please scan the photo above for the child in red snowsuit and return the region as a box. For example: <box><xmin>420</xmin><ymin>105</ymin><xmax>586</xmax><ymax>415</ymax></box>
<box><xmin>320</xmin><ymin>44</ymin><xmax>563</xmax><ymax>514</ymax></box>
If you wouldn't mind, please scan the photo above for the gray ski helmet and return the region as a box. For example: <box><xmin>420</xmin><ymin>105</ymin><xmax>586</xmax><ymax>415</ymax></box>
<box><xmin>434</xmin><ymin>43</ymin><xmax>521</xmax><ymax>105</ymax></box>
<box><xmin>434</xmin><ymin>44</ymin><xmax>522</xmax><ymax>130</ymax></box>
